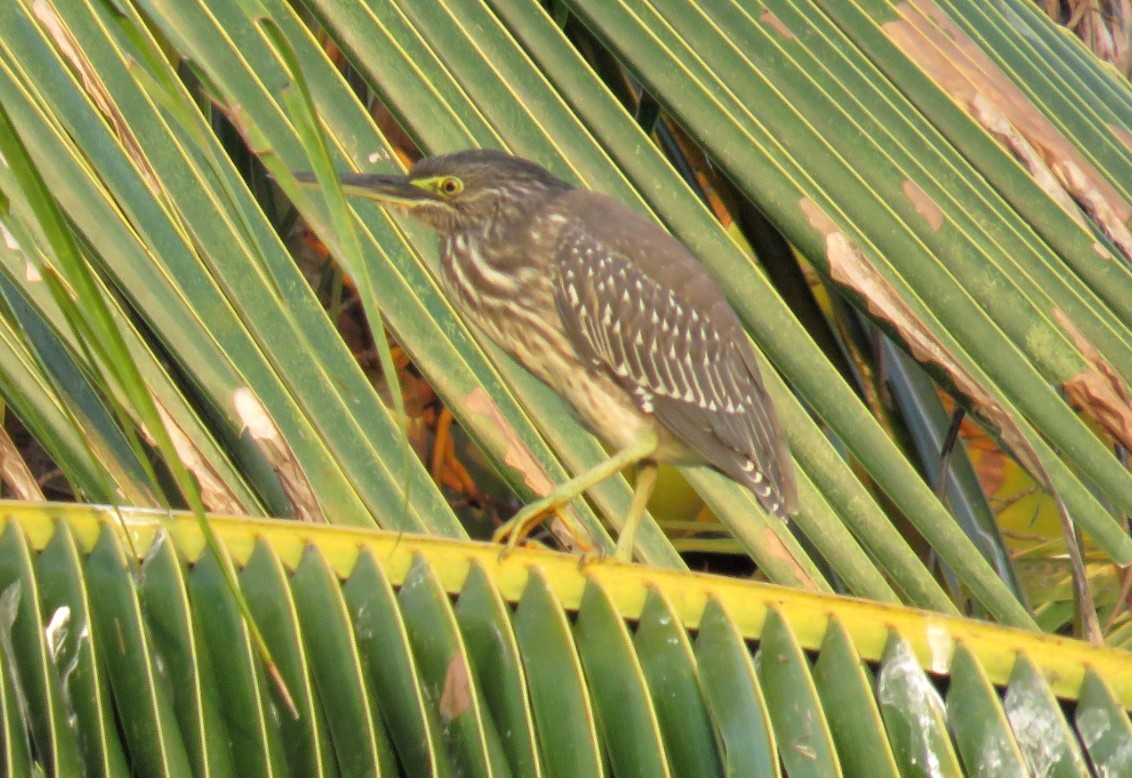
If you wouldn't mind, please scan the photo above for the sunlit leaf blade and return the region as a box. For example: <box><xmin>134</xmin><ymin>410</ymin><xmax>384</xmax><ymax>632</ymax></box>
<box><xmin>1004</xmin><ymin>654</ymin><xmax>1091</xmax><ymax>777</ymax></box>
<box><xmin>0</xmin><ymin>250</ymin><xmax>153</xmax><ymax>505</ymax></box>
<box><xmin>344</xmin><ymin>549</ymin><xmax>451</xmax><ymax>777</ymax></box>
<box><xmin>755</xmin><ymin>608</ymin><xmax>841</xmax><ymax>776</ymax></box>
<box><xmin>139</xmin><ymin>532</ymin><xmax>235</xmax><ymax>778</ymax></box>
<box><xmin>946</xmin><ymin>643</ymin><xmax>1028</xmax><ymax>775</ymax></box>
<box><xmin>85</xmin><ymin>526</ymin><xmax>194</xmax><ymax>777</ymax></box>
<box><xmin>877</xmin><ymin>635</ymin><xmax>964</xmax><ymax>777</ymax></box>
<box><xmin>291</xmin><ymin>546</ymin><xmax>395</xmax><ymax>775</ymax></box>
<box><xmin>514</xmin><ymin>570</ymin><xmax>603</xmax><ymax>778</ymax></box>
<box><xmin>696</xmin><ymin>598</ymin><xmax>779</xmax><ymax>777</ymax></box>
<box><xmin>0</xmin><ymin>523</ymin><xmax>82</xmax><ymax>776</ymax></box>
<box><xmin>813</xmin><ymin>618</ymin><xmax>900</xmax><ymax>777</ymax></box>
<box><xmin>1076</xmin><ymin>670</ymin><xmax>1132</xmax><ymax>776</ymax></box>
<box><xmin>0</xmin><ymin>629</ymin><xmax>31</xmax><ymax>777</ymax></box>
<box><xmin>574</xmin><ymin>579</ymin><xmax>671</xmax><ymax>777</ymax></box>
<box><xmin>242</xmin><ymin>541</ymin><xmax>334</xmax><ymax>778</ymax></box>
<box><xmin>190</xmin><ymin>549</ymin><xmax>286</xmax><ymax>777</ymax></box>
<box><xmin>399</xmin><ymin>554</ymin><xmax>510</xmax><ymax>777</ymax></box>
<box><xmin>35</xmin><ymin>522</ymin><xmax>129</xmax><ymax>777</ymax></box>
<box><xmin>634</xmin><ymin>588</ymin><xmax>723</xmax><ymax>778</ymax></box>
<box><xmin>455</xmin><ymin>563</ymin><xmax>542</xmax><ymax>778</ymax></box>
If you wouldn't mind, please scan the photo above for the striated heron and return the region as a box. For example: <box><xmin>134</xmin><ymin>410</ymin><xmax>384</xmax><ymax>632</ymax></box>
<box><xmin>304</xmin><ymin>149</ymin><xmax>796</xmax><ymax>561</ymax></box>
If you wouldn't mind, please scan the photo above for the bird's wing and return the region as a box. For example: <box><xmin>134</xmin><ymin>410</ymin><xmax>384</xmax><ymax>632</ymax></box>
<box><xmin>548</xmin><ymin>191</ymin><xmax>796</xmax><ymax>517</ymax></box>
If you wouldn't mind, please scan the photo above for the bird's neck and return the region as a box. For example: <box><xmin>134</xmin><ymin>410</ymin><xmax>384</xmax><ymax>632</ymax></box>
<box><xmin>437</xmin><ymin>206</ymin><xmax>558</xmax><ymax>307</ymax></box>
<box><xmin>441</xmin><ymin>201</ymin><xmax>528</xmax><ymax>256</ymax></box>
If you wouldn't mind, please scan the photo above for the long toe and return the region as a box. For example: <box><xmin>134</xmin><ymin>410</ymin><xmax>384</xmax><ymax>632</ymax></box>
<box><xmin>577</xmin><ymin>547</ymin><xmax>607</xmax><ymax>570</ymax></box>
<box><xmin>491</xmin><ymin>503</ymin><xmax>550</xmax><ymax>556</ymax></box>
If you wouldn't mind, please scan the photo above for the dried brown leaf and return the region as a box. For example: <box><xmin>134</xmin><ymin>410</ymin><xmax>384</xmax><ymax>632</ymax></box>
<box><xmin>234</xmin><ymin>388</ymin><xmax>325</xmax><ymax>522</ymax></box>
<box><xmin>761</xmin><ymin>10</ymin><xmax>794</xmax><ymax>40</ymax></box>
<box><xmin>885</xmin><ymin>0</ymin><xmax>1132</xmax><ymax>261</ymax></box>
<box><xmin>439</xmin><ymin>654</ymin><xmax>473</xmax><ymax>720</ymax></box>
<box><xmin>1111</xmin><ymin>123</ymin><xmax>1132</xmax><ymax>155</ymax></box>
<box><xmin>465</xmin><ymin>387</ymin><xmax>554</xmax><ymax>497</ymax></box>
<box><xmin>761</xmin><ymin>525</ymin><xmax>819</xmax><ymax>590</ymax></box>
<box><xmin>140</xmin><ymin>400</ymin><xmax>247</xmax><ymax>515</ymax></box>
<box><xmin>1054</xmin><ymin>309</ymin><xmax>1132</xmax><ymax>451</ymax></box>
<box><xmin>968</xmin><ymin>93</ymin><xmax>1085</xmax><ymax>223</ymax></box>
<box><xmin>33</xmin><ymin>0</ymin><xmax>159</xmax><ymax>192</ymax></box>
<box><xmin>800</xmin><ymin>197</ymin><xmax>1047</xmax><ymax>480</ymax></box>
<box><xmin>902</xmin><ymin>179</ymin><xmax>944</xmax><ymax>231</ymax></box>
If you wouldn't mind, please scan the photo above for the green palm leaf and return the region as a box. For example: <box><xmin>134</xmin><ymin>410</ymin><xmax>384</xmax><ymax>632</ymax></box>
<box><xmin>0</xmin><ymin>504</ymin><xmax>1126</xmax><ymax>775</ymax></box>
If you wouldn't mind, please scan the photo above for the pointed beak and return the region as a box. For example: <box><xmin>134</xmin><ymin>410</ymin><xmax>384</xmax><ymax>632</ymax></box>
<box><xmin>292</xmin><ymin>171</ymin><xmax>436</xmax><ymax>207</ymax></box>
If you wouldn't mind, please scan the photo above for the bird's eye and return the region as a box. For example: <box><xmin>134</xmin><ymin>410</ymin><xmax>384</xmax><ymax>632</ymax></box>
<box><xmin>437</xmin><ymin>177</ymin><xmax>463</xmax><ymax>196</ymax></box>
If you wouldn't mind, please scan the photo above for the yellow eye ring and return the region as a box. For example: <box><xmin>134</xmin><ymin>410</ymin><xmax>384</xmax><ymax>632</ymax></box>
<box><xmin>437</xmin><ymin>176</ymin><xmax>463</xmax><ymax>196</ymax></box>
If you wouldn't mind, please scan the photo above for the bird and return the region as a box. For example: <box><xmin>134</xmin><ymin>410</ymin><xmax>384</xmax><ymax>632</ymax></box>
<box><xmin>299</xmin><ymin>149</ymin><xmax>796</xmax><ymax>561</ymax></box>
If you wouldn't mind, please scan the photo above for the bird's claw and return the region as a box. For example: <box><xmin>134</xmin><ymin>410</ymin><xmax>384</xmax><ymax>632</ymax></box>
<box><xmin>577</xmin><ymin>547</ymin><xmax>606</xmax><ymax>570</ymax></box>
<box><xmin>492</xmin><ymin>501</ymin><xmax>554</xmax><ymax>560</ymax></box>
<box><xmin>491</xmin><ymin>521</ymin><xmax>526</xmax><ymax>562</ymax></box>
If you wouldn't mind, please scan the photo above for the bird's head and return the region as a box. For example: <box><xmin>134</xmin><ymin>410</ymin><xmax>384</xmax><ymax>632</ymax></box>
<box><xmin>297</xmin><ymin>149</ymin><xmax>573</xmax><ymax>236</ymax></box>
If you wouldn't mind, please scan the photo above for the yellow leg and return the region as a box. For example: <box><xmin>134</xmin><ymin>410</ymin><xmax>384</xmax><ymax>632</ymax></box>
<box><xmin>612</xmin><ymin>462</ymin><xmax>658</xmax><ymax>563</ymax></box>
<box><xmin>492</xmin><ymin>433</ymin><xmax>658</xmax><ymax>557</ymax></box>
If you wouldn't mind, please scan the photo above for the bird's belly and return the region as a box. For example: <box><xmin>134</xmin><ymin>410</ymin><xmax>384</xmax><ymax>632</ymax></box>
<box><xmin>563</xmin><ymin>374</ymin><xmax>697</xmax><ymax>462</ymax></box>
<box><xmin>560</xmin><ymin>368</ymin><xmax>654</xmax><ymax>449</ymax></box>
<box><xmin>509</xmin><ymin>323</ymin><xmax>694</xmax><ymax>462</ymax></box>
<box><xmin>452</xmin><ymin>289</ymin><xmax>692</xmax><ymax>461</ymax></box>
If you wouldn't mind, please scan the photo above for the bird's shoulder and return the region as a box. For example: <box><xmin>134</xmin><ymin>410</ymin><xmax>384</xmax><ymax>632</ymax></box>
<box><xmin>545</xmin><ymin>189</ymin><xmax>741</xmax><ymax>336</ymax></box>
<box><xmin>548</xmin><ymin>190</ymin><xmax>699</xmax><ymax>272</ymax></box>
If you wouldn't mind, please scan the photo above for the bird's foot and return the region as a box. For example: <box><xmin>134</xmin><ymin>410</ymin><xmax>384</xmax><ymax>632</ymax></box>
<box><xmin>576</xmin><ymin>546</ymin><xmax>611</xmax><ymax>570</ymax></box>
<box><xmin>573</xmin><ymin>535</ymin><xmax>632</xmax><ymax>569</ymax></box>
<box><xmin>492</xmin><ymin>498</ymin><xmax>557</xmax><ymax>560</ymax></box>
